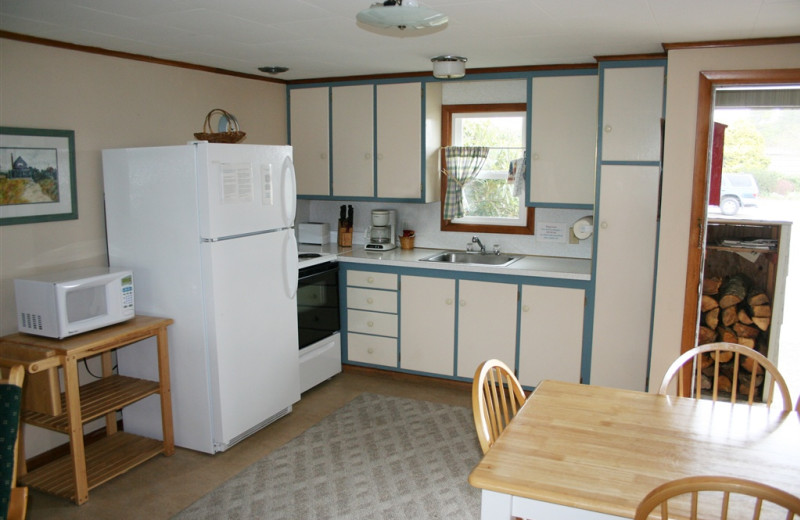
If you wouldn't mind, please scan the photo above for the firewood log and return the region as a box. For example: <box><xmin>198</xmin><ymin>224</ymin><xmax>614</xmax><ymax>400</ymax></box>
<box><xmin>747</xmin><ymin>291</ymin><xmax>770</xmax><ymax>307</ymax></box>
<box><xmin>739</xmin><ymin>370</ymin><xmax>764</xmax><ymax>389</ymax></box>
<box><xmin>737</xmin><ymin>309</ymin><xmax>753</xmax><ymax>325</ymax></box>
<box><xmin>750</xmin><ymin>304</ymin><xmax>772</xmax><ymax>318</ymax></box>
<box><xmin>701</xmin><ymin>295</ymin><xmax>720</xmax><ymax>312</ymax></box>
<box><xmin>718</xmin><ymin>274</ymin><xmax>751</xmax><ymax>308</ymax></box>
<box><xmin>737</xmin><ymin>337</ymin><xmax>755</xmax><ymax>348</ymax></box>
<box><xmin>717</xmin><ymin>374</ymin><xmax>733</xmax><ymax>393</ymax></box>
<box><xmin>703</xmin><ymin>277</ymin><xmax>723</xmax><ymax>295</ymax></box>
<box><xmin>740</xmin><ymin>355</ymin><xmax>764</xmax><ymax>375</ymax></box>
<box><xmin>733</xmin><ymin>322</ymin><xmax>760</xmax><ymax>339</ymax></box>
<box><xmin>752</xmin><ymin>316</ymin><xmax>770</xmax><ymax>331</ymax></box>
<box><xmin>704</xmin><ymin>308</ymin><xmax>720</xmax><ymax>330</ymax></box>
<box><xmin>698</xmin><ymin>326</ymin><xmax>717</xmax><ymax>344</ymax></box>
<box><xmin>716</xmin><ymin>326</ymin><xmax>738</xmax><ymax>344</ymax></box>
<box><xmin>721</xmin><ymin>306</ymin><xmax>738</xmax><ymax>327</ymax></box>
<box><xmin>709</xmin><ymin>349</ymin><xmax>734</xmax><ymax>363</ymax></box>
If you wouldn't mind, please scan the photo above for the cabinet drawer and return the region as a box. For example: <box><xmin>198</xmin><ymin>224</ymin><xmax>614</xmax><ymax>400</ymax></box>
<box><xmin>347</xmin><ymin>333</ymin><xmax>397</xmax><ymax>367</ymax></box>
<box><xmin>348</xmin><ymin>309</ymin><xmax>397</xmax><ymax>337</ymax></box>
<box><xmin>347</xmin><ymin>270</ymin><xmax>397</xmax><ymax>290</ymax></box>
<box><xmin>347</xmin><ymin>287</ymin><xmax>397</xmax><ymax>313</ymax></box>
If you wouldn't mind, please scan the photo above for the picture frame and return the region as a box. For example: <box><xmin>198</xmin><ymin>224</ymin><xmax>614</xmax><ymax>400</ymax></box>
<box><xmin>0</xmin><ymin>126</ymin><xmax>78</xmax><ymax>226</ymax></box>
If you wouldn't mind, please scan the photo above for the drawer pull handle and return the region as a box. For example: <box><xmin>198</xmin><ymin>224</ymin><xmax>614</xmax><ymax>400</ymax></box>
<box><xmin>367</xmin><ymin>276</ymin><xmax>374</xmax><ymax>283</ymax></box>
<box><xmin>522</xmin><ymin>304</ymin><xmax>530</xmax><ymax>312</ymax></box>
<box><xmin>460</xmin><ymin>299</ymin><xmax>466</xmax><ymax>307</ymax></box>
<box><xmin>367</xmin><ymin>347</ymin><xmax>374</xmax><ymax>354</ymax></box>
<box><xmin>367</xmin><ymin>321</ymin><xmax>374</xmax><ymax>327</ymax></box>
<box><xmin>367</xmin><ymin>297</ymin><xmax>374</xmax><ymax>304</ymax></box>
<box><xmin>445</xmin><ymin>298</ymin><xmax>453</xmax><ymax>305</ymax></box>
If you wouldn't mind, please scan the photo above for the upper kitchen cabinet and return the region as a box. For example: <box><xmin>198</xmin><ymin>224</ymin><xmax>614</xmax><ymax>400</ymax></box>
<box><xmin>528</xmin><ymin>73</ymin><xmax>598</xmax><ymax>207</ymax></box>
<box><xmin>600</xmin><ymin>65</ymin><xmax>665</xmax><ymax>162</ymax></box>
<box><xmin>376</xmin><ymin>82</ymin><xmax>442</xmax><ymax>201</ymax></box>
<box><xmin>288</xmin><ymin>81</ymin><xmax>442</xmax><ymax>202</ymax></box>
<box><xmin>332</xmin><ymin>84</ymin><xmax>374</xmax><ymax>197</ymax></box>
<box><xmin>289</xmin><ymin>87</ymin><xmax>329</xmax><ymax>196</ymax></box>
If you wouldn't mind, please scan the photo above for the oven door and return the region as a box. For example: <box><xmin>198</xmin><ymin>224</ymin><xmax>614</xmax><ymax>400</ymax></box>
<box><xmin>297</xmin><ymin>261</ymin><xmax>340</xmax><ymax>349</ymax></box>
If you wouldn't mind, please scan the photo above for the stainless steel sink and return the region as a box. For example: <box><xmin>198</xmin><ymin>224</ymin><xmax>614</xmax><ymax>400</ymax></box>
<box><xmin>420</xmin><ymin>251</ymin><xmax>520</xmax><ymax>267</ymax></box>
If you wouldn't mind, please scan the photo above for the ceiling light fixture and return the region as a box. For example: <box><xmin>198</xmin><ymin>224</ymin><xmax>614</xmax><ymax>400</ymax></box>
<box><xmin>431</xmin><ymin>55</ymin><xmax>467</xmax><ymax>79</ymax></box>
<box><xmin>258</xmin><ymin>66</ymin><xmax>289</xmax><ymax>74</ymax></box>
<box><xmin>356</xmin><ymin>0</ymin><xmax>448</xmax><ymax>30</ymax></box>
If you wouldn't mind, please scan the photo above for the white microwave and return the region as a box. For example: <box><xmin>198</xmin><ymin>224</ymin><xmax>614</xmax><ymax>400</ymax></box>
<box><xmin>14</xmin><ymin>266</ymin><xmax>135</xmax><ymax>339</ymax></box>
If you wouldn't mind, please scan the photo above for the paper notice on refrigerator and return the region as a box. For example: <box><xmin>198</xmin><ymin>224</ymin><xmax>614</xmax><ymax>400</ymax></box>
<box><xmin>220</xmin><ymin>162</ymin><xmax>253</xmax><ymax>203</ymax></box>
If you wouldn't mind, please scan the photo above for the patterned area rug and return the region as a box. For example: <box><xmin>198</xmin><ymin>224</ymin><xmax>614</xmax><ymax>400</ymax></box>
<box><xmin>172</xmin><ymin>393</ymin><xmax>482</xmax><ymax>519</ymax></box>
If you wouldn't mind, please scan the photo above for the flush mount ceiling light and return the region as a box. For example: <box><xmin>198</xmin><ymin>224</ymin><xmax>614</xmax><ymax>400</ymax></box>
<box><xmin>431</xmin><ymin>55</ymin><xmax>467</xmax><ymax>79</ymax></box>
<box><xmin>356</xmin><ymin>0</ymin><xmax>448</xmax><ymax>30</ymax></box>
<box><xmin>258</xmin><ymin>66</ymin><xmax>289</xmax><ymax>74</ymax></box>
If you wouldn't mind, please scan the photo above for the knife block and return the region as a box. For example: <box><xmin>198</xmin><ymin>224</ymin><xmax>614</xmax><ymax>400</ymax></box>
<box><xmin>338</xmin><ymin>226</ymin><xmax>352</xmax><ymax>247</ymax></box>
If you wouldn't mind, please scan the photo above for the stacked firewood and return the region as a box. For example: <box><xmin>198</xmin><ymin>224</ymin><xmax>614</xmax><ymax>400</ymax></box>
<box><xmin>698</xmin><ymin>273</ymin><xmax>771</xmax><ymax>394</ymax></box>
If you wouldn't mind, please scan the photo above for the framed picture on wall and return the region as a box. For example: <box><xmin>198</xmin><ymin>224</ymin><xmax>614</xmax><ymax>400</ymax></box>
<box><xmin>0</xmin><ymin>126</ymin><xmax>78</xmax><ymax>226</ymax></box>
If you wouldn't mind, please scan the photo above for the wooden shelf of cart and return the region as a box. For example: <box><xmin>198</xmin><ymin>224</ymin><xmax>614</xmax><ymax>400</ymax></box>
<box><xmin>0</xmin><ymin>315</ymin><xmax>174</xmax><ymax>505</ymax></box>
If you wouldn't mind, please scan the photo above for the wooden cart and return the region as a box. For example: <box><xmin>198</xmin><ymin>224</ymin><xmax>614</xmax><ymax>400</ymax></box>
<box><xmin>0</xmin><ymin>315</ymin><xmax>174</xmax><ymax>505</ymax></box>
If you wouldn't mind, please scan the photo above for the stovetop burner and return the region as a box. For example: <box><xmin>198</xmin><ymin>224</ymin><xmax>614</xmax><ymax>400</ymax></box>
<box><xmin>299</xmin><ymin>253</ymin><xmax>322</xmax><ymax>259</ymax></box>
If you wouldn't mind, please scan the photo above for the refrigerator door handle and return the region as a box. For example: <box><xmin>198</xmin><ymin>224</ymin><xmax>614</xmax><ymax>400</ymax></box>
<box><xmin>281</xmin><ymin>156</ymin><xmax>297</xmax><ymax>228</ymax></box>
<box><xmin>284</xmin><ymin>231</ymin><xmax>299</xmax><ymax>299</ymax></box>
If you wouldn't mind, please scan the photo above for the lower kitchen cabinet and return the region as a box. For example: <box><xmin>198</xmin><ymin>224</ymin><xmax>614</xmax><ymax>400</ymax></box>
<box><xmin>456</xmin><ymin>280</ymin><xmax>518</xmax><ymax>378</ymax></box>
<box><xmin>399</xmin><ymin>275</ymin><xmax>456</xmax><ymax>374</ymax></box>
<box><xmin>340</xmin><ymin>264</ymin><xmax>589</xmax><ymax>387</ymax></box>
<box><xmin>344</xmin><ymin>269</ymin><xmax>398</xmax><ymax>368</ymax></box>
<box><xmin>518</xmin><ymin>284</ymin><xmax>585</xmax><ymax>387</ymax></box>
<box><xmin>347</xmin><ymin>333</ymin><xmax>397</xmax><ymax>366</ymax></box>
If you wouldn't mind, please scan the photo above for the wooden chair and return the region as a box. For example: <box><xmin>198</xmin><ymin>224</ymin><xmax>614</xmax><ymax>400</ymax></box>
<box><xmin>1</xmin><ymin>365</ymin><xmax>27</xmax><ymax>520</ymax></box>
<box><xmin>472</xmin><ymin>359</ymin><xmax>526</xmax><ymax>454</ymax></box>
<box><xmin>634</xmin><ymin>476</ymin><xmax>800</xmax><ymax>520</ymax></box>
<box><xmin>658</xmin><ymin>342</ymin><xmax>793</xmax><ymax>412</ymax></box>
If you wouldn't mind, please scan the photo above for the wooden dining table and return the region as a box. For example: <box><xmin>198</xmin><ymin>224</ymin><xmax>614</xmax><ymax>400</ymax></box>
<box><xmin>468</xmin><ymin>379</ymin><xmax>800</xmax><ymax>520</ymax></box>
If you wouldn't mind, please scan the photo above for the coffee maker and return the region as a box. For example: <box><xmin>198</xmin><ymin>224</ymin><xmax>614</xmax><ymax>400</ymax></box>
<box><xmin>365</xmin><ymin>209</ymin><xmax>397</xmax><ymax>251</ymax></box>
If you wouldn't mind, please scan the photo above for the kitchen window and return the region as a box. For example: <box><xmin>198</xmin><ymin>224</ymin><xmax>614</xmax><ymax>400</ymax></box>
<box><xmin>440</xmin><ymin>103</ymin><xmax>534</xmax><ymax>235</ymax></box>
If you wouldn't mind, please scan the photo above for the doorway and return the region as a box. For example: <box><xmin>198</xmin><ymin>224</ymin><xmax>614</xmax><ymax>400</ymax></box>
<box><xmin>681</xmin><ymin>69</ymin><xmax>800</xmax><ymax>402</ymax></box>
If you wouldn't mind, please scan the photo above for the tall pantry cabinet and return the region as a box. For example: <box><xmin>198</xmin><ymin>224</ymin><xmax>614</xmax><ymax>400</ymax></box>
<box><xmin>590</xmin><ymin>61</ymin><xmax>666</xmax><ymax>391</ymax></box>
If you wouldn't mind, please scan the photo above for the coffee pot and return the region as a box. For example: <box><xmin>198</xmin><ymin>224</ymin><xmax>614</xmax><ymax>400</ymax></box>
<box><xmin>366</xmin><ymin>209</ymin><xmax>397</xmax><ymax>251</ymax></box>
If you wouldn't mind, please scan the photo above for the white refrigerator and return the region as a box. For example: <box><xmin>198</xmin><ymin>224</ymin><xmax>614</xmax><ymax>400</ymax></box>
<box><xmin>102</xmin><ymin>142</ymin><xmax>300</xmax><ymax>454</ymax></box>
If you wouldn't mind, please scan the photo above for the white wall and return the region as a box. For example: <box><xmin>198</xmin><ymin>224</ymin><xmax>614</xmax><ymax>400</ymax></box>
<box><xmin>0</xmin><ymin>38</ymin><xmax>287</xmax><ymax>455</ymax></box>
<box><xmin>649</xmin><ymin>43</ymin><xmax>800</xmax><ymax>390</ymax></box>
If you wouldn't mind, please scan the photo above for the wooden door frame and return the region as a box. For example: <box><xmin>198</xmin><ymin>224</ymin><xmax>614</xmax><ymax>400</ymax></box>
<box><xmin>680</xmin><ymin>69</ymin><xmax>800</xmax><ymax>361</ymax></box>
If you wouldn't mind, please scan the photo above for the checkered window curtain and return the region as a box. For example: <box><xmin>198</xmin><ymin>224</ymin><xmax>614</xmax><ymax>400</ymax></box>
<box><xmin>442</xmin><ymin>146</ymin><xmax>489</xmax><ymax>219</ymax></box>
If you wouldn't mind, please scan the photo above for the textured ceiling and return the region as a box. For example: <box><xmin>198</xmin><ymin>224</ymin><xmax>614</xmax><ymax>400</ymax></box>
<box><xmin>1</xmin><ymin>0</ymin><xmax>799</xmax><ymax>81</ymax></box>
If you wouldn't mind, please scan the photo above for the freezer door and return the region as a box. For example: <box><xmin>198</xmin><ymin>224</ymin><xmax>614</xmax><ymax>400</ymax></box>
<box><xmin>195</xmin><ymin>142</ymin><xmax>296</xmax><ymax>239</ymax></box>
<box><xmin>201</xmin><ymin>229</ymin><xmax>300</xmax><ymax>448</ymax></box>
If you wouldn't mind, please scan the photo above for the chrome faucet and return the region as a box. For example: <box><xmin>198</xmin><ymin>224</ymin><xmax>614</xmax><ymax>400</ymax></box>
<box><xmin>472</xmin><ymin>235</ymin><xmax>486</xmax><ymax>254</ymax></box>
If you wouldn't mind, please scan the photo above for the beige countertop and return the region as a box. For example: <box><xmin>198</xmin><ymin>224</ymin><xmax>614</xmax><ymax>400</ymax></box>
<box><xmin>336</xmin><ymin>246</ymin><xmax>591</xmax><ymax>281</ymax></box>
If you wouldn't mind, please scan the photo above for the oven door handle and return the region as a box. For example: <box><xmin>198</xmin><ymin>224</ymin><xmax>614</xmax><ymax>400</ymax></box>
<box><xmin>299</xmin><ymin>262</ymin><xmax>338</xmax><ymax>281</ymax></box>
